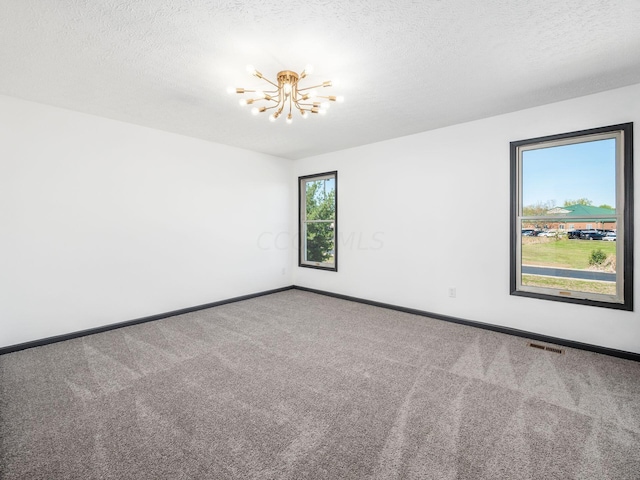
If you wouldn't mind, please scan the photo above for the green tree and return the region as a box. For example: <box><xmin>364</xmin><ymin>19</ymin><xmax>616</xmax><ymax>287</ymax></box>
<box><xmin>564</xmin><ymin>198</ymin><xmax>593</xmax><ymax>206</ymax></box>
<box><xmin>598</xmin><ymin>204</ymin><xmax>614</xmax><ymax>210</ymax></box>
<box><xmin>305</xmin><ymin>180</ymin><xmax>335</xmax><ymax>262</ymax></box>
<box><xmin>523</xmin><ymin>200</ymin><xmax>555</xmax><ymax>217</ymax></box>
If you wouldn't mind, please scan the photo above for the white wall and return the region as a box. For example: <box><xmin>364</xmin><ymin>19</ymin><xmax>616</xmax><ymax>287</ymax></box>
<box><xmin>0</xmin><ymin>95</ymin><xmax>292</xmax><ymax>349</ymax></box>
<box><xmin>293</xmin><ymin>83</ymin><xmax>640</xmax><ymax>354</ymax></box>
<box><xmin>4</xmin><ymin>85</ymin><xmax>639</xmax><ymax>354</ymax></box>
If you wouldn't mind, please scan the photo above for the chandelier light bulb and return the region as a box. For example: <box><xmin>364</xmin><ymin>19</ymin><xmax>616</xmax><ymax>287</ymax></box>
<box><xmin>251</xmin><ymin>107</ymin><xmax>259</xmax><ymax>115</ymax></box>
<box><xmin>308</xmin><ymin>89</ymin><xmax>318</xmax><ymax>98</ymax></box>
<box><xmin>226</xmin><ymin>86</ymin><xmax>235</xmax><ymax>95</ymax></box>
<box><xmin>336</xmin><ymin>95</ymin><xmax>345</xmax><ymax>103</ymax></box>
<box><xmin>239</xmin><ymin>98</ymin><xmax>247</xmax><ymax>106</ymax></box>
<box><xmin>301</xmin><ymin>111</ymin><xmax>308</xmax><ymax>119</ymax></box>
<box><xmin>286</xmin><ymin>114</ymin><xmax>293</xmax><ymax>124</ymax></box>
<box><xmin>319</xmin><ymin>108</ymin><xmax>327</xmax><ymax>115</ymax></box>
<box><xmin>255</xmin><ymin>90</ymin><xmax>265</xmax><ymax>99</ymax></box>
<box><xmin>246</xmin><ymin>65</ymin><xmax>256</xmax><ymax>75</ymax></box>
<box><xmin>269</xmin><ymin>113</ymin><xmax>277</xmax><ymax>122</ymax></box>
<box><xmin>322</xmin><ymin>101</ymin><xmax>330</xmax><ymax>110</ymax></box>
<box><xmin>283</xmin><ymin>83</ymin><xmax>292</xmax><ymax>95</ymax></box>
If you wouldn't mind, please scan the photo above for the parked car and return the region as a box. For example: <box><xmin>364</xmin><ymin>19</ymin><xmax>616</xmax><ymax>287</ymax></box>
<box><xmin>567</xmin><ymin>230</ymin><xmax>583</xmax><ymax>239</ymax></box>
<box><xmin>522</xmin><ymin>229</ymin><xmax>537</xmax><ymax>236</ymax></box>
<box><xmin>603</xmin><ymin>232</ymin><xmax>617</xmax><ymax>241</ymax></box>
<box><xmin>580</xmin><ymin>230</ymin><xmax>605</xmax><ymax>240</ymax></box>
<box><xmin>539</xmin><ymin>230</ymin><xmax>557</xmax><ymax>237</ymax></box>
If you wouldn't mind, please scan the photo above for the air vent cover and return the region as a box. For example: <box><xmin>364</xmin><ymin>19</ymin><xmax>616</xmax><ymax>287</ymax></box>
<box><xmin>528</xmin><ymin>342</ymin><xmax>564</xmax><ymax>354</ymax></box>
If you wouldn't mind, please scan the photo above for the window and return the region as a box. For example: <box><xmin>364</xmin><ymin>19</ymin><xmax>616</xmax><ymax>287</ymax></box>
<box><xmin>510</xmin><ymin>123</ymin><xmax>633</xmax><ymax>310</ymax></box>
<box><xmin>299</xmin><ymin>171</ymin><xmax>337</xmax><ymax>271</ymax></box>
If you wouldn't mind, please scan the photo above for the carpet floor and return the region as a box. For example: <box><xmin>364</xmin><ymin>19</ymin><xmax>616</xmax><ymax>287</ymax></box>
<box><xmin>1</xmin><ymin>290</ymin><xmax>639</xmax><ymax>479</ymax></box>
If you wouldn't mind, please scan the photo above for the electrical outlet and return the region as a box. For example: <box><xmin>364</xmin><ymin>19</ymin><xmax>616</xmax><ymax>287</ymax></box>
<box><xmin>448</xmin><ymin>287</ymin><xmax>456</xmax><ymax>298</ymax></box>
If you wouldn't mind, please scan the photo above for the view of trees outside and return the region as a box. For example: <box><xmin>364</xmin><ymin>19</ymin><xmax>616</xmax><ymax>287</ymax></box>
<box><xmin>520</xmin><ymin>138</ymin><xmax>617</xmax><ymax>295</ymax></box>
<box><xmin>522</xmin><ymin>197</ymin><xmax>613</xmax><ymax>217</ymax></box>
<box><xmin>304</xmin><ymin>178</ymin><xmax>335</xmax><ymax>263</ymax></box>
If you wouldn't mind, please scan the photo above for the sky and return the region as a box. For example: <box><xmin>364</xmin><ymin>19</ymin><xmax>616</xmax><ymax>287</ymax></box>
<box><xmin>522</xmin><ymin>138</ymin><xmax>616</xmax><ymax>208</ymax></box>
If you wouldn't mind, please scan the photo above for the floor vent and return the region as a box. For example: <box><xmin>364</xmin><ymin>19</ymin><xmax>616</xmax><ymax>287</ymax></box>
<box><xmin>545</xmin><ymin>346</ymin><xmax>564</xmax><ymax>355</ymax></box>
<box><xmin>528</xmin><ymin>342</ymin><xmax>564</xmax><ymax>354</ymax></box>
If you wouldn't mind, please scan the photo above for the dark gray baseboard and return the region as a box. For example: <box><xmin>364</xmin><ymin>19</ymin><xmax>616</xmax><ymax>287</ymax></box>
<box><xmin>2</xmin><ymin>284</ymin><xmax>638</xmax><ymax>362</ymax></box>
<box><xmin>0</xmin><ymin>286</ymin><xmax>295</xmax><ymax>355</ymax></box>
<box><xmin>293</xmin><ymin>286</ymin><xmax>640</xmax><ymax>363</ymax></box>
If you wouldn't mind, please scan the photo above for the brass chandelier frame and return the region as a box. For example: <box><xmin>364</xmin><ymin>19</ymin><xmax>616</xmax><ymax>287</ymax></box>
<box><xmin>232</xmin><ymin>66</ymin><xmax>343</xmax><ymax>123</ymax></box>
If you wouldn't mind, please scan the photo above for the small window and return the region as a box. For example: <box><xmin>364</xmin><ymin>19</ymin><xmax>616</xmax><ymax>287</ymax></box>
<box><xmin>299</xmin><ymin>171</ymin><xmax>337</xmax><ymax>271</ymax></box>
<box><xmin>511</xmin><ymin>123</ymin><xmax>633</xmax><ymax>310</ymax></box>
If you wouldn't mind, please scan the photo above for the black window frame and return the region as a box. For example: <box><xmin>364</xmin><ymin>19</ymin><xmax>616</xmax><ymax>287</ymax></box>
<box><xmin>510</xmin><ymin>123</ymin><xmax>633</xmax><ymax>310</ymax></box>
<box><xmin>298</xmin><ymin>171</ymin><xmax>338</xmax><ymax>272</ymax></box>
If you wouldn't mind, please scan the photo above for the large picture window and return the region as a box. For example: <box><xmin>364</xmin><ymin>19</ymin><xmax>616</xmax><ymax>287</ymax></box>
<box><xmin>510</xmin><ymin>123</ymin><xmax>633</xmax><ymax>310</ymax></box>
<box><xmin>299</xmin><ymin>171</ymin><xmax>337</xmax><ymax>271</ymax></box>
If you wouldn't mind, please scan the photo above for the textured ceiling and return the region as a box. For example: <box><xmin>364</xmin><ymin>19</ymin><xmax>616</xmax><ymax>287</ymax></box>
<box><xmin>1</xmin><ymin>1</ymin><xmax>640</xmax><ymax>160</ymax></box>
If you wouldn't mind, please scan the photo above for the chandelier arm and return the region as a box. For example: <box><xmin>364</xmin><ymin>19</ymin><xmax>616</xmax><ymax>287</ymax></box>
<box><xmin>260</xmin><ymin>77</ymin><xmax>279</xmax><ymax>89</ymax></box>
<box><xmin>293</xmin><ymin>99</ymin><xmax>309</xmax><ymax>110</ymax></box>
<box><xmin>257</xmin><ymin>97</ymin><xmax>280</xmax><ymax>104</ymax></box>
<box><xmin>297</xmin><ymin>84</ymin><xmax>328</xmax><ymax>91</ymax></box>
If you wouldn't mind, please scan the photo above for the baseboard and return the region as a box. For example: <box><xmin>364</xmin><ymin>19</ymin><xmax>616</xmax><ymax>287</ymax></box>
<box><xmin>293</xmin><ymin>286</ymin><xmax>640</xmax><ymax>363</ymax></box>
<box><xmin>4</xmin><ymin>284</ymin><xmax>638</xmax><ymax>362</ymax></box>
<box><xmin>0</xmin><ymin>285</ymin><xmax>295</xmax><ymax>355</ymax></box>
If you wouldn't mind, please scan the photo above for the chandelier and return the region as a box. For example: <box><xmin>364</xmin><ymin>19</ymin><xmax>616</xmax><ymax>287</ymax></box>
<box><xmin>229</xmin><ymin>65</ymin><xmax>344</xmax><ymax>124</ymax></box>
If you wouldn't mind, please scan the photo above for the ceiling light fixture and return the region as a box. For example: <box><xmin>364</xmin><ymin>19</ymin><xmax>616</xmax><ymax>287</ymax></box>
<box><xmin>229</xmin><ymin>65</ymin><xmax>344</xmax><ymax>124</ymax></box>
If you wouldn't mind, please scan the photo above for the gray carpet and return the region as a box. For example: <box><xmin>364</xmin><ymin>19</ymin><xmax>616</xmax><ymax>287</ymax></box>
<box><xmin>1</xmin><ymin>290</ymin><xmax>639</xmax><ymax>479</ymax></box>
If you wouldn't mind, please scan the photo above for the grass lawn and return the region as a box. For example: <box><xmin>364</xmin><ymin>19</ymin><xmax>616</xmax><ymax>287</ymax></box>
<box><xmin>521</xmin><ymin>237</ymin><xmax>616</xmax><ymax>269</ymax></box>
<box><xmin>522</xmin><ymin>275</ymin><xmax>616</xmax><ymax>295</ymax></box>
